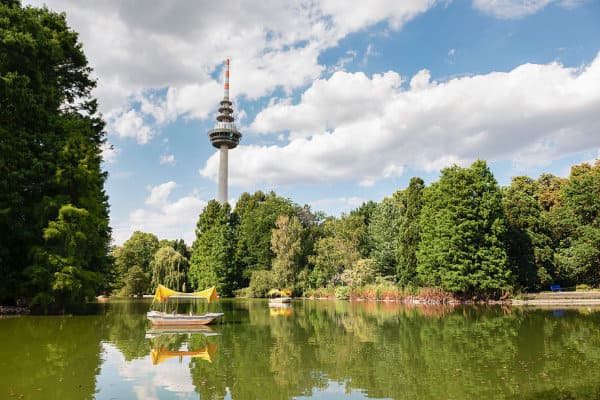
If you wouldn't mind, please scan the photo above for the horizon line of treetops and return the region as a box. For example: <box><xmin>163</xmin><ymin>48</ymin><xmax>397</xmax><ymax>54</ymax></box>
<box><xmin>112</xmin><ymin>158</ymin><xmax>600</xmax><ymax>303</ymax></box>
<box><xmin>1</xmin><ymin>2</ymin><xmax>599</xmax><ymax>312</ymax></box>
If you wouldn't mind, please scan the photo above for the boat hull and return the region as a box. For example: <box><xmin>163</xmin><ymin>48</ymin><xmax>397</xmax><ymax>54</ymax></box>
<box><xmin>268</xmin><ymin>297</ymin><xmax>292</xmax><ymax>304</ymax></box>
<box><xmin>147</xmin><ymin>311</ymin><xmax>224</xmax><ymax>326</ymax></box>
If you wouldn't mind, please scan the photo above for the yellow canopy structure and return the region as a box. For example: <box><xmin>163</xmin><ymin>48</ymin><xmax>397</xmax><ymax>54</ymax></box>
<box><xmin>152</xmin><ymin>284</ymin><xmax>218</xmax><ymax>304</ymax></box>
<box><xmin>267</xmin><ymin>288</ymin><xmax>292</xmax><ymax>297</ymax></box>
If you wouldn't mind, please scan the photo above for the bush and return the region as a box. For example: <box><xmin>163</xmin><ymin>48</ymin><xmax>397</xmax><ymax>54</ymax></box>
<box><xmin>334</xmin><ymin>286</ymin><xmax>350</xmax><ymax>300</ymax></box>
<box><xmin>304</xmin><ymin>287</ymin><xmax>335</xmax><ymax>299</ymax></box>
<box><xmin>340</xmin><ymin>259</ymin><xmax>376</xmax><ymax>288</ymax></box>
<box><xmin>248</xmin><ymin>270</ymin><xmax>274</xmax><ymax>297</ymax></box>
<box><xmin>576</xmin><ymin>284</ymin><xmax>593</xmax><ymax>291</ymax></box>
<box><xmin>235</xmin><ymin>287</ymin><xmax>252</xmax><ymax>298</ymax></box>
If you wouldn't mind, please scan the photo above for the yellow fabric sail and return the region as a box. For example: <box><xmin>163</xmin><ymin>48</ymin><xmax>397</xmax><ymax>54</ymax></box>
<box><xmin>152</xmin><ymin>284</ymin><xmax>218</xmax><ymax>304</ymax></box>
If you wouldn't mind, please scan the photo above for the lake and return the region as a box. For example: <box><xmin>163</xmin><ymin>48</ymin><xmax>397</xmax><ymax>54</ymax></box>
<box><xmin>1</xmin><ymin>299</ymin><xmax>599</xmax><ymax>399</ymax></box>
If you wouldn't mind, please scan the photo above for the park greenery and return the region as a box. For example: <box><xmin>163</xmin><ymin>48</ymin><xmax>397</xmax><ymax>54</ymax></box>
<box><xmin>1</xmin><ymin>1</ymin><xmax>599</xmax><ymax>310</ymax></box>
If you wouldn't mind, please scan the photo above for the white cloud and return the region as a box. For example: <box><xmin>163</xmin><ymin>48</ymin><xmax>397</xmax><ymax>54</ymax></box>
<box><xmin>201</xmin><ymin>53</ymin><xmax>600</xmax><ymax>188</ymax></box>
<box><xmin>159</xmin><ymin>154</ymin><xmax>176</xmax><ymax>165</ymax></box>
<box><xmin>101</xmin><ymin>141</ymin><xmax>119</xmax><ymax>164</ymax></box>
<box><xmin>24</xmin><ymin>0</ymin><xmax>438</xmax><ymax>137</ymax></box>
<box><xmin>120</xmin><ymin>182</ymin><xmax>207</xmax><ymax>244</ymax></box>
<box><xmin>472</xmin><ymin>0</ymin><xmax>583</xmax><ymax>19</ymax></box>
<box><xmin>145</xmin><ymin>181</ymin><xmax>177</xmax><ymax>208</ymax></box>
<box><xmin>110</xmin><ymin>109</ymin><xmax>154</xmax><ymax>144</ymax></box>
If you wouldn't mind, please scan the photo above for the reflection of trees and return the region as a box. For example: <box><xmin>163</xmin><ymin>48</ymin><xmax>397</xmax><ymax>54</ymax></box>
<box><xmin>184</xmin><ymin>300</ymin><xmax>600</xmax><ymax>400</ymax></box>
<box><xmin>102</xmin><ymin>299</ymin><xmax>151</xmax><ymax>360</ymax></box>
<box><xmin>0</xmin><ymin>316</ymin><xmax>103</xmax><ymax>399</ymax></box>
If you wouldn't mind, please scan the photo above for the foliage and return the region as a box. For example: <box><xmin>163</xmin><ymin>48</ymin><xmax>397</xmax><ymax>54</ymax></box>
<box><xmin>271</xmin><ymin>215</ymin><xmax>304</xmax><ymax>290</ymax></box>
<box><xmin>416</xmin><ymin>160</ymin><xmax>512</xmax><ymax>297</ymax></box>
<box><xmin>150</xmin><ymin>246</ymin><xmax>189</xmax><ymax>291</ymax></box>
<box><xmin>111</xmin><ymin>231</ymin><xmax>159</xmax><ymax>291</ymax></box>
<box><xmin>189</xmin><ymin>201</ymin><xmax>237</xmax><ymax>295</ymax></box>
<box><xmin>0</xmin><ymin>1</ymin><xmax>111</xmax><ymax>307</ymax></box>
<box><xmin>234</xmin><ymin>191</ymin><xmax>296</xmax><ymax>284</ymax></box>
<box><xmin>397</xmin><ymin>177</ymin><xmax>425</xmax><ymax>286</ymax></box>
<box><xmin>334</xmin><ymin>285</ymin><xmax>350</xmax><ymax>300</ymax></box>
<box><xmin>247</xmin><ymin>269</ymin><xmax>274</xmax><ymax>297</ymax></box>
<box><xmin>309</xmin><ymin>215</ymin><xmax>364</xmax><ymax>287</ymax></box>
<box><xmin>547</xmin><ymin>161</ymin><xmax>600</xmax><ymax>286</ymax></box>
<box><xmin>350</xmin><ymin>200</ymin><xmax>377</xmax><ymax>257</ymax></box>
<box><xmin>502</xmin><ymin>176</ymin><xmax>555</xmax><ymax>291</ymax></box>
<box><xmin>120</xmin><ymin>266</ymin><xmax>150</xmax><ymax>297</ymax></box>
<box><xmin>368</xmin><ymin>195</ymin><xmax>403</xmax><ymax>278</ymax></box>
<box><xmin>340</xmin><ymin>258</ymin><xmax>376</xmax><ymax>288</ymax></box>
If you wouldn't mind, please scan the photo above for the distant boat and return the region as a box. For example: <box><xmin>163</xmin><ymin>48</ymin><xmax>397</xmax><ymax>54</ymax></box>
<box><xmin>268</xmin><ymin>288</ymin><xmax>292</xmax><ymax>304</ymax></box>
<box><xmin>147</xmin><ymin>284</ymin><xmax>224</xmax><ymax>326</ymax></box>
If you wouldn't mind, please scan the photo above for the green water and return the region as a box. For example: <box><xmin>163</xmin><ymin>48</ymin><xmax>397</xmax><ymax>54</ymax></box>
<box><xmin>1</xmin><ymin>300</ymin><xmax>600</xmax><ymax>400</ymax></box>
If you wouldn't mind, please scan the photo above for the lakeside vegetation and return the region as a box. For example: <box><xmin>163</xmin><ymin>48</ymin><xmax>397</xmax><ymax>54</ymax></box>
<box><xmin>1</xmin><ymin>1</ymin><xmax>599</xmax><ymax>311</ymax></box>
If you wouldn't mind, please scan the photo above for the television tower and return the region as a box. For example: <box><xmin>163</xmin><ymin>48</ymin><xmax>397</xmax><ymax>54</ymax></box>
<box><xmin>208</xmin><ymin>58</ymin><xmax>242</xmax><ymax>204</ymax></box>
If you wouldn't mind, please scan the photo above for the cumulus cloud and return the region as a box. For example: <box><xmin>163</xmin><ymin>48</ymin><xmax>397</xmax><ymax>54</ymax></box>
<box><xmin>112</xmin><ymin>182</ymin><xmax>207</xmax><ymax>244</ymax></box>
<box><xmin>110</xmin><ymin>109</ymin><xmax>154</xmax><ymax>144</ymax></box>
<box><xmin>201</xmin><ymin>53</ymin><xmax>600</xmax><ymax>188</ymax></box>
<box><xmin>472</xmin><ymin>0</ymin><xmax>584</xmax><ymax>19</ymax></box>
<box><xmin>100</xmin><ymin>141</ymin><xmax>119</xmax><ymax>164</ymax></box>
<box><xmin>24</xmin><ymin>0</ymin><xmax>438</xmax><ymax>140</ymax></box>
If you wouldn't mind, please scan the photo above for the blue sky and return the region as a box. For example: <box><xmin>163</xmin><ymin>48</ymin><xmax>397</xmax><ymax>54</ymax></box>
<box><xmin>27</xmin><ymin>0</ymin><xmax>600</xmax><ymax>245</ymax></box>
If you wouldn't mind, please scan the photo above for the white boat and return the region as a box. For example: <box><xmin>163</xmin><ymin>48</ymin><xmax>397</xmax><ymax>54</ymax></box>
<box><xmin>268</xmin><ymin>288</ymin><xmax>292</xmax><ymax>304</ymax></box>
<box><xmin>147</xmin><ymin>285</ymin><xmax>224</xmax><ymax>326</ymax></box>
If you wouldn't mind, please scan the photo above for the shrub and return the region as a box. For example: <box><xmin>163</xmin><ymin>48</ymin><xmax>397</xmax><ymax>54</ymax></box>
<box><xmin>334</xmin><ymin>286</ymin><xmax>350</xmax><ymax>300</ymax></box>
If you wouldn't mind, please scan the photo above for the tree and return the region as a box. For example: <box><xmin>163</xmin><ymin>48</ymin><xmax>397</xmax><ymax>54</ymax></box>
<box><xmin>309</xmin><ymin>215</ymin><xmax>364</xmax><ymax>287</ymax></box>
<box><xmin>0</xmin><ymin>2</ymin><xmax>111</xmax><ymax>306</ymax></box>
<box><xmin>368</xmin><ymin>196</ymin><xmax>403</xmax><ymax>279</ymax></box>
<box><xmin>502</xmin><ymin>176</ymin><xmax>554</xmax><ymax>291</ymax></box>
<box><xmin>397</xmin><ymin>178</ymin><xmax>424</xmax><ymax>286</ymax></box>
<box><xmin>234</xmin><ymin>191</ymin><xmax>295</xmax><ymax>284</ymax></box>
<box><xmin>189</xmin><ymin>201</ymin><xmax>237</xmax><ymax>296</ymax></box>
<box><xmin>150</xmin><ymin>246</ymin><xmax>189</xmax><ymax>291</ymax></box>
<box><xmin>270</xmin><ymin>215</ymin><xmax>304</xmax><ymax>290</ymax></box>
<box><xmin>350</xmin><ymin>200</ymin><xmax>377</xmax><ymax>257</ymax></box>
<box><xmin>417</xmin><ymin>161</ymin><xmax>511</xmax><ymax>297</ymax></box>
<box><xmin>112</xmin><ymin>231</ymin><xmax>159</xmax><ymax>290</ymax></box>
<box><xmin>121</xmin><ymin>266</ymin><xmax>150</xmax><ymax>297</ymax></box>
<box><xmin>550</xmin><ymin>161</ymin><xmax>600</xmax><ymax>286</ymax></box>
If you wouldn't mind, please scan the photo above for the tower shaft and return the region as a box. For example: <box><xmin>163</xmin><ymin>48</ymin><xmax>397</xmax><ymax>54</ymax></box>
<box><xmin>218</xmin><ymin>145</ymin><xmax>228</xmax><ymax>204</ymax></box>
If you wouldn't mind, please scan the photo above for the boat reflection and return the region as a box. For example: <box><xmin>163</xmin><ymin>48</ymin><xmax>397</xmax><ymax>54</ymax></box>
<box><xmin>147</xmin><ymin>327</ymin><xmax>219</xmax><ymax>366</ymax></box>
<box><xmin>145</xmin><ymin>325</ymin><xmax>220</xmax><ymax>338</ymax></box>
<box><xmin>269</xmin><ymin>302</ymin><xmax>292</xmax><ymax>317</ymax></box>
<box><xmin>151</xmin><ymin>341</ymin><xmax>218</xmax><ymax>365</ymax></box>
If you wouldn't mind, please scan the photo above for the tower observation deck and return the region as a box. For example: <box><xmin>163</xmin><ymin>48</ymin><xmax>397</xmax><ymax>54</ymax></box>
<box><xmin>208</xmin><ymin>59</ymin><xmax>242</xmax><ymax>204</ymax></box>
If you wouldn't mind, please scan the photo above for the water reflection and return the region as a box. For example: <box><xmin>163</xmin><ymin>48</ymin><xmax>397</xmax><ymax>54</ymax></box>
<box><xmin>2</xmin><ymin>300</ymin><xmax>600</xmax><ymax>399</ymax></box>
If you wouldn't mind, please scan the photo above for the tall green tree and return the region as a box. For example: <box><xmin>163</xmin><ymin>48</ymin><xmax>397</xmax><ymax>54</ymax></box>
<box><xmin>112</xmin><ymin>231</ymin><xmax>159</xmax><ymax>290</ymax></box>
<box><xmin>0</xmin><ymin>1</ymin><xmax>111</xmax><ymax>306</ymax></box>
<box><xmin>551</xmin><ymin>161</ymin><xmax>600</xmax><ymax>286</ymax></box>
<box><xmin>309</xmin><ymin>215</ymin><xmax>364</xmax><ymax>287</ymax></box>
<box><xmin>368</xmin><ymin>196</ymin><xmax>403</xmax><ymax>278</ymax></box>
<box><xmin>234</xmin><ymin>191</ymin><xmax>295</xmax><ymax>284</ymax></box>
<box><xmin>417</xmin><ymin>161</ymin><xmax>511</xmax><ymax>297</ymax></box>
<box><xmin>189</xmin><ymin>201</ymin><xmax>237</xmax><ymax>296</ymax></box>
<box><xmin>397</xmin><ymin>178</ymin><xmax>425</xmax><ymax>286</ymax></box>
<box><xmin>350</xmin><ymin>200</ymin><xmax>377</xmax><ymax>257</ymax></box>
<box><xmin>502</xmin><ymin>176</ymin><xmax>554</xmax><ymax>291</ymax></box>
<box><xmin>270</xmin><ymin>215</ymin><xmax>304</xmax><ymax>290</ymax></box>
